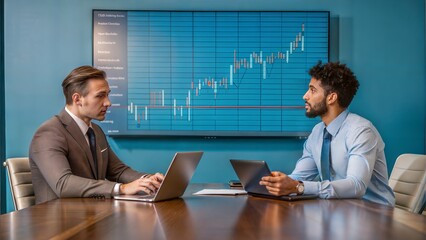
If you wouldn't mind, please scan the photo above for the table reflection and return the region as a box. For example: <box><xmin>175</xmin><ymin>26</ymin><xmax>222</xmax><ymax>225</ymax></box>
<box><xmin>1</xmin><ymin>184</ymin><xmax>424</xmax><ymax>240</ymax></box>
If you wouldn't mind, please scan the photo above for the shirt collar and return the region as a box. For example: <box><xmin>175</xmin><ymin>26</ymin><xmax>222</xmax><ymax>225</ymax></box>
<box><xmin>65</xmin><ymin>107</ymin><xmax>92</xmax><ymax>135</ymax></box>
<box><xmin>325</xmin><ymin>109</ymin><xmax>349</xmax><ymax>137</ymax></box>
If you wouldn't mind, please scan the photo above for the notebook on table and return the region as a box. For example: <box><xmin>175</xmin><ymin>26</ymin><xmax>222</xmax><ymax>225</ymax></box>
<box><xmin>114</xmin><ymin>151</ymin><xmax>203</xmax><ymax>202</ymax></box>
<box><xmin>230</xmin><ymin>159</ymin><xmax>318</xmax><ymax>201</ymax></box>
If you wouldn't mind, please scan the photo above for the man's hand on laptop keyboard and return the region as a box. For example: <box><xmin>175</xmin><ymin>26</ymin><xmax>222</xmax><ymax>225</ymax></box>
<box><xmin>119</xmin><ymin>172</ymin><xmax>164</xmax><ymax>195</ymax></box>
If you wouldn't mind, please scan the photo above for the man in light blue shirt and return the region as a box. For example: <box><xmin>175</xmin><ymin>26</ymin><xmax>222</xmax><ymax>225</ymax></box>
<box><xmin>260</xmin><ymin>62</ymin><xmax>395</xmax><ymax>206</ymax></box>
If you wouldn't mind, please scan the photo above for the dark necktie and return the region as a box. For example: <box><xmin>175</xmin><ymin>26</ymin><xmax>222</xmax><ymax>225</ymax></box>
<box><xmin>321</xmin><ymin>128</ymin><xmax>332</xmax><ymax>181</ymax></box>
<box><xmin>87</xmin><ymin>127</ymin><xmax>98</xmax><ymax>175</ymax></box>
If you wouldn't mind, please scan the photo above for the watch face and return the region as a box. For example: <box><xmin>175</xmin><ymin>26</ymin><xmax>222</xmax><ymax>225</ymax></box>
<box><xmin>297</xmin><ymin>182</ymin><xmax>304</xmax><ymax>194</ymax></box>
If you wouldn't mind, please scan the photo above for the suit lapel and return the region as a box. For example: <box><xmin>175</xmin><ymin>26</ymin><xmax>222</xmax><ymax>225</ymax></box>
<box><xmin>57</xmin><ymin>110</ymin><xmax>99</xmax><ymax>179</ymax></box>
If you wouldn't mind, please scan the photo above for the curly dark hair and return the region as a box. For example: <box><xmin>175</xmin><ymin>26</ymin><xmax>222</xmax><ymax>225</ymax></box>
<box><xmin>308</xmin><ymin>61</ymin><xmax>360</xmax><ymax>108</ymax></box>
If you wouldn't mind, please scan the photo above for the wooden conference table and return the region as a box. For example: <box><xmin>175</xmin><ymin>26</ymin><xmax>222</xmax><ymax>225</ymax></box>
<box><xmin>1</xmin><ymin>184</ymin><xmax>425</xmax><ymax>240</ymax></box>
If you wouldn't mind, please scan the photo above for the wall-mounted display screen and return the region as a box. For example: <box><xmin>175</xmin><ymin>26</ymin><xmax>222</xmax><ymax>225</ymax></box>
<box><xmin>93</xmin><ymin>10</ymin><xmax>329</xmax><ymax>137</ymax></box>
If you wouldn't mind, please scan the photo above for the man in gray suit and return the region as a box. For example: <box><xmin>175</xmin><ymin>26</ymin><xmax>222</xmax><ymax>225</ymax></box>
<box><xmin>29</xmin><ymin>66</ymin><xmax>164</xmax><ymax>204</ymax></box>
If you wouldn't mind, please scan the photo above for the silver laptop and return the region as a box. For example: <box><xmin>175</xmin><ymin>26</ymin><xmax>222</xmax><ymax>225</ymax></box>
<box><xmin>230</xmin><ymin>159</ymin><xmax>318</xmax><ymax>201</ymax></box>
<box><xmin>114</xmin><ymin>151</ymin><xmax>203</xmax><ymax>202</ymax></box>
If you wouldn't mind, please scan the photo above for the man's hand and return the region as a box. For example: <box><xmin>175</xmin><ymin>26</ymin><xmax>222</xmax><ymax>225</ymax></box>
<box><xmin>259</xmin><ymin>171</ymin><xmax>299</xmax><ymax>196</ymax></box>
<box><xmin>119</xmin><ymin>173</ymin><xmax>164</xmax><ymax>195</ymax></box>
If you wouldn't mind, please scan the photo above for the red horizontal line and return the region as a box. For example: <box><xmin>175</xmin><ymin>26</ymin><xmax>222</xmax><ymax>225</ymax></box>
<box><xmin>115</xmin><ymin>105</ymin><xmax>304</xmax><ymax>109</ymax></box>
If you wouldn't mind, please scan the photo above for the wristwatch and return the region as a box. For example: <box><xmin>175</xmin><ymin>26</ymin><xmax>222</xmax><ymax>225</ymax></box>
<box><xmin>296</xmin><ymin>181</ymin><xmax>304</xmax><ymax>195</ymax></box>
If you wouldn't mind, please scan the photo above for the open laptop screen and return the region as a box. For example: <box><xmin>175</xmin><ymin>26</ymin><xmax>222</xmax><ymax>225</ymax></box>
<box><xmin>114</xmin><ymin>151</ymin><xmax>203</xmax><ymax>202</ymax></box>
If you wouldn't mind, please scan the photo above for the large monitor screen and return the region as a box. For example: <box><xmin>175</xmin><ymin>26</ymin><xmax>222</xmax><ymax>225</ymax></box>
<box><xmin>93</xmin><ymin>10</ymin><xmax>329</xmax><ymax>137</ymax></box>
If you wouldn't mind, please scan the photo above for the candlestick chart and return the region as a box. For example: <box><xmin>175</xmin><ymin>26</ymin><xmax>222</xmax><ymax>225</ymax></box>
<box><xmin>93</xmin><ymin>10</ymin><xmax>329</xmax><ymax>136</ymax></box>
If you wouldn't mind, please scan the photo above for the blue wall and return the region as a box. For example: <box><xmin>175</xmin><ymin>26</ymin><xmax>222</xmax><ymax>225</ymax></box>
<box><xmin>3</xmin><ymin>0</ymin><xmax>425</xmax><ymax>213</ymax></box>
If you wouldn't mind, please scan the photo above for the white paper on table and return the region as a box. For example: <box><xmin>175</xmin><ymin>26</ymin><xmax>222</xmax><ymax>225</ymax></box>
<box><xmin>193</xmin><ymin>189</ymin><xmax>247</xmax><ymax>196</ymax></box>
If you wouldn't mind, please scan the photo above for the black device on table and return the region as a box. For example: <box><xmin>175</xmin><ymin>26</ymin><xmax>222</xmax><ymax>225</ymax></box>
<box><xmin>230</xmin><ymin>159</ymin><xmax>318</xmax><ymax>201</ymax></box>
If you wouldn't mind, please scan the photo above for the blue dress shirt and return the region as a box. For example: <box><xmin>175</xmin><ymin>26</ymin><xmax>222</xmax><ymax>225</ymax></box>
<box><xmin>289</xmin><ymin>110</ymin><xmax>395</xmax><ymax>206</ymax></box>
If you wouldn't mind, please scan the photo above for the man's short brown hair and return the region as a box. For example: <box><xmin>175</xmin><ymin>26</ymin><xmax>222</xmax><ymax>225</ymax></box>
<box><xmin>61</xmin><ymin>66</ymin><xmax>106</xmax><ymax>105</ymax></box>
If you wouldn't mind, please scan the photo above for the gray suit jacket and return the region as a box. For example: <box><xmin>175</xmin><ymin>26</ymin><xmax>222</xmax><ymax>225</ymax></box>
<box><xmin>29</xmin><ymin>109</ymin><xmax>144</xmax><ymax>204</ymax></box>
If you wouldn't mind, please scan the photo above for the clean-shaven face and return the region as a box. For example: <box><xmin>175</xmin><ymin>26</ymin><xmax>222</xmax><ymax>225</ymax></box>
<box><xmin>79</xmin><ymin>79</ymin><xmax>111</xmax><ymax>122</ymax></box>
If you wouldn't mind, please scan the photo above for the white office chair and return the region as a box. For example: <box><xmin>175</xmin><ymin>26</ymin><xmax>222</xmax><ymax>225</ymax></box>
<box><xmin>3</xmin><ymin>157</ymin><xmax>35</xmax><ymax>210</ymax></box>
<box><xmin>389</xmin><ymin>154</ymin><xmax>426</xmax><ymax>214</ymax></box>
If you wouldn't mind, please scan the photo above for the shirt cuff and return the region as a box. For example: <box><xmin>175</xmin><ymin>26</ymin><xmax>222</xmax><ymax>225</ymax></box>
<box><xmin>113</xmin><ymin>183</ymin><xmax>122</xmax><ymax>196</ymax></box>
<box><xmin>303</xmin><ymin>181</ymin><xmax>320</xmax><ymax>195</ymax></box>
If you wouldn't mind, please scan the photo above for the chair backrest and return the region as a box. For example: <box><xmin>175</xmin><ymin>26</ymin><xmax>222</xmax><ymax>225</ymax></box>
<box><xmin>3</xmin><ymin>157</ymin><xmax>35</xmax><ymax>210</ymax></box>
<box><xmin>389</xmin><ymin>154</ymin><xmax>426</xmax><ymax>214</ymax></box>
